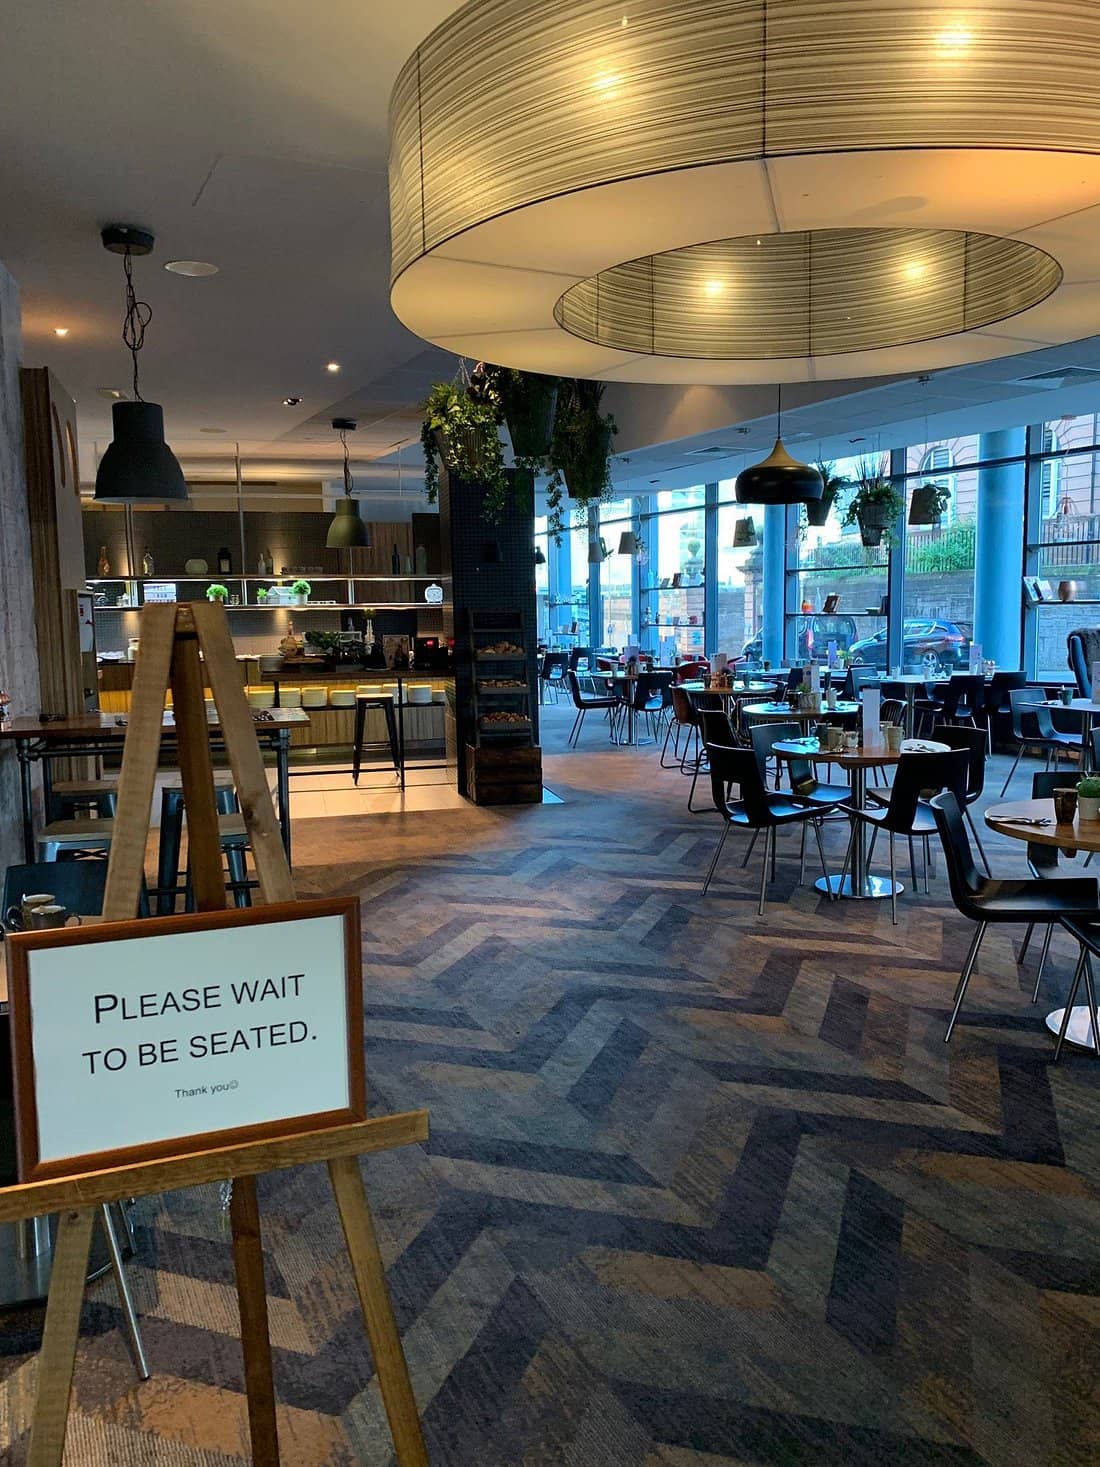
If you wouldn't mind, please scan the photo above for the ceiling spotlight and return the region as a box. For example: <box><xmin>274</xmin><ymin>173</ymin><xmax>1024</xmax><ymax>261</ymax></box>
<box><xmin>53</xmin><ymin>327</ymin><xmax>69</xmax><ymax>337</ymax></box>
<box><xmin>96</xmin><ymin>387</ymin><xmax>127</xmax><ymax>400</ymax></box>
<box><xmin>164</xmin><ymin>260</ymin><xmax>219</xmax><ymax>277</ymax></box>
<box><xmin>325</xmin><ymin>362</ymin><xmax>341</xmax><ymax>373</ymax></box>
<box><xmin>282</xmin><ymin>396</ymin><xmax>303</xmax><ymax>406</ymax></box>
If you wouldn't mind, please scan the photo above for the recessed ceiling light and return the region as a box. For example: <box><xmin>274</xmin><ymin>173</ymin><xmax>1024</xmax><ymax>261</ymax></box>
<box><xmin>53</xmin><ymin>327</ymin><xmax>69</xmax><ymax>337</ymax></box>
<box><xmin>325</xmin><ymin>362</ymin><xmax>341</xmax><ymax>373</ymax></box>
<box><xmin>283</xmin><ymin>396</ymin><xmax>303</xmax><ymax>406</ymax></box>
<box><xmin>164</xmin><ymin>260</ymin><xmax>219</xmax><ymax>277</ymax></box>
<box><xmin>199</xmin><ymin>427</ymin><xmax>228</xmax><ymax>434</ymax></box>
<box><xmin>96</xmin><ymin>387</ymin><xmax>127</xmax><ymax>400</ymax></box>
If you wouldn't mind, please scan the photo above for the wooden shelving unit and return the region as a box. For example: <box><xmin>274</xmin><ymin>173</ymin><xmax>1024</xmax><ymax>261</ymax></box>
<box><xmin>465</xmin><ymin>609</ymin><xmax>541</xmax><ymax>804</ymax></box>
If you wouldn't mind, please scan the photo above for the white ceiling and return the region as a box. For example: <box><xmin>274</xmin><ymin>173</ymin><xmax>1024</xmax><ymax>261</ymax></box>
<box><xmin>3</xmin><ymin>0</ymin><xmax>1100</xmax><ymax>502</ymax></box>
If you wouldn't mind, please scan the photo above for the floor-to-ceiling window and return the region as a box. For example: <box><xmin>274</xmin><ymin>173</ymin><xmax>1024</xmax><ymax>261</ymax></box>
<box><xmin>715</xmin><ymin>490</ymin><xmax>761</xmax><ymax>659</ymax></box>
<box><xmin>901</xmin><ymin>437</ymin><xmax>977</xmax><ymax>673</ymax></box>
<box><xmin>639</xmin><ymin>488</ymin><xmax>707</xmax><ymax>660</ymax></box>
<box><xmin>1029</xmin><ymin>415</ymin><xmax>1100</xmax><ymax>679</ymax></box>
<box><xmin>598</xmin><ymin>498</ymin><xmax>637</xmax><ymax>650</ymax></box>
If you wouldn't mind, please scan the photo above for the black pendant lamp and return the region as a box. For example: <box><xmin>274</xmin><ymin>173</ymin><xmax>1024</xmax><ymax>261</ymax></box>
<box><xmin>94</xmin><ymin>225</ymin><xmax>188</xmax><ymax>503</ymax></box>
<box><xmin>735</xmin><ymin>387</ymin><xmax>823</xmax><ymax>506</ymax></box>
<box><xmin>326</xmin><ymin>418</ymin><xmax>371</xmax><ymax>548</ymax></box>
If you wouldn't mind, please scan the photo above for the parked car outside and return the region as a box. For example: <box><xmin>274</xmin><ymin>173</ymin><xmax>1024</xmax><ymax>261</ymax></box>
<box><xmin>847</xmin><ymin>619</ymin><xmax>972</xmax><ymax>671</ymax></box>
<box><xmin>742</xmin><ymin>614</ymin><xmax>858</xmax><ymax>664</ymax></box>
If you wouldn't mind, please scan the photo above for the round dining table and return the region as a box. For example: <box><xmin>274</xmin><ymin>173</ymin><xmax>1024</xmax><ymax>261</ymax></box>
<box><xmin>741</xmin><ymin>699</ymin><xmax>860</xmax><ymax>729</ymax></box>
<box><xmin>984</xmin><ymin>797</ymin><xmax>1100</xmax><ymax>1051</ymax></box>
<box><xmin>774</xmin><ymin>736</ymin><xmax>950</xmax><ymax>899</ymax></box>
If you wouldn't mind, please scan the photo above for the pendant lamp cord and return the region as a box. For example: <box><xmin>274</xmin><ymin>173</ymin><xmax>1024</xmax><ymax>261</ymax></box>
<box><xmin>341</xmin><ymin>427</ymin><xmax>354</xmax><ymax>499</ymax></box>
<box><xmin>121</xmin><ymin>247</ymin><xmax>152</xmax><ymax>402</ymax></box>
<box><xmin>777</xmin><ymin>382</ymin><xmax>782</xmax><ymax>439</ymax></box>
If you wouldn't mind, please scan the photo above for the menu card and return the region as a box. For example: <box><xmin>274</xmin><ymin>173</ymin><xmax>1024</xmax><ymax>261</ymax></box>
<box><xmin>862</xmin><ymin>687</ymin><xmax>882</xmax><ymax>748</ymax></box>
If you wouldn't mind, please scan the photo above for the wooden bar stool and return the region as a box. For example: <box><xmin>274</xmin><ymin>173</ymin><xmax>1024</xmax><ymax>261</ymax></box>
<box><xmin>46</xmin><ymin>779</ymin><xmax>118</xmax><ymax>822</ymax></box>
<box><xmin>353</xmin><ymin>693</ymin><xmax>401</xmax><ymax>784</ymax></box>
<box><xmin>36</xmin><ymin>819</ymin><xmax>115</xmax><ymax>861</ymax></box>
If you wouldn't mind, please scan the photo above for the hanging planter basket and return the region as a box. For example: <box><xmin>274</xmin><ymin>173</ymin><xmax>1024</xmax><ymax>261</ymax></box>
<box><xmin>908</xmin><ymin>483</ymin><xmax>946</xmax><ymax>526</ymax></box>
<box><xmin>562</xmin><ymin>423</ymin><xmax>613</xmax><ymax>499</ymax></box>
<box><xmin>433</xmin><ymin>423</ymin><xmax>490</xmax><ymax>479</ymax></box>
<box><xmin>857</xmin><ymin>501</ymin><xmax>891</xmax><ymax>547</ymax></box>
<box><xmin>805</xmin><ymin>492</ymin><xmax>836</xmax><ymax>527</ymax></box>
<box><xmin>503</xmin><ymin>376</ymin><xmax>559</xmax><ymax>459</ymax></box>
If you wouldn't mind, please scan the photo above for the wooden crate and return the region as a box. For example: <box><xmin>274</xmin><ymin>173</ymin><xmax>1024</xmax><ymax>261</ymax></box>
<box><xmin>465</xmin><ymin>743</ymin><xmax>542</xmax><ymax>805</ymax></box>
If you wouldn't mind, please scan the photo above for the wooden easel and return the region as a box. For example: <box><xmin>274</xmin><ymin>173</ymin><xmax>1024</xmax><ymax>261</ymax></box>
<box><xmin>4</xmin><ymin>602</ymin><xmax>430</xmax><ymax>1466</ymax></box>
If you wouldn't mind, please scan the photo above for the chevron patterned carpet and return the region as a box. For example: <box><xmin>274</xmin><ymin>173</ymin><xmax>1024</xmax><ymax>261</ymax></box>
<box><xmin>1</xmin><ymin>707</ymin><xmax>1098</xmax><ymax>1465</ymax></box>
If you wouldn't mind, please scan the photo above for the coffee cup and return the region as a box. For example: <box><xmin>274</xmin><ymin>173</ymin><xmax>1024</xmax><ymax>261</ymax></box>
<box><xmin>814</xmin><ymin>722</ymin><xmax>828</xmax><ymax>744</ymax></box>
<box><xmin>1060</xmin><ymin>688</ymin><xmax>1074</xmax><ymax>706</ymax></box>
<box><xmin>5</xmin><ymin>893</ymin><xmax>54</xmax><ymax>931</ymax></box>
<box><xmin>884</xmin><ymin>724</ymin><xmax>903</xmax><ymax>752</ymax></box>
<box><xmin>825</xmin><ymin>726</ymin><xmax>843</xmax><ymax>752</ymax></box>
<box><xmin>28</xmin><ymin>904</ymin><xmax>79</xmax><ymax>931</ymax></box>
<box><xmin>1053</xmin><ymin>787</ymin><xmax>1079</xmax><ymax>824</ymax></box>
<box><xmin>843</xmin><ymin>730</ymin><xmax>859</xmax><ymax>752</ymax></box>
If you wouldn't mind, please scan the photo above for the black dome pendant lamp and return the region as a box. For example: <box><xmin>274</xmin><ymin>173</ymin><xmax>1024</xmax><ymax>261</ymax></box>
<box><xmin>94</xmin><ymin>225</ymin><xmax>188</xmax><ymax>503</ymax></box>
<box><xmin>326</xmin><ymin>418</ymin><xmax>371</xmax><ymax>548</ymax></box>
<box><xmin>735</xmin><ymin>386</ymin><xmax>823</xmax><ymax>507</ymax></box>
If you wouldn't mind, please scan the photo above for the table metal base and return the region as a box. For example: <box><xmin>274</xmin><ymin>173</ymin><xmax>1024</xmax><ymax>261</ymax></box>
<box><xmin>816</xmin><ymin>874</ymin><xmax>904</xmax><ymax>901</ymax></box>
<box><xmin>0</xmin><ymin>1216</ymin><xmax>115</xmax><ymax>1311</ymax></box>
<box><xmin>1044</xmin><ymin>1006</ymin><xmax>1100</xmax><ymax>1052</ymax></box>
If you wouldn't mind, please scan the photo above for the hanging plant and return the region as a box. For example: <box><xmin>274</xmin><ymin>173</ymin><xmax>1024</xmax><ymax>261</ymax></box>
<box><xmin>908</xmin><ymin>480</ymin><xmax>952</xmax><ymax>526</ymax></box>
<box><xmin>420</xmin><ymin>368</ymin><xmax>507</xmax><ymax>514</ymax></box>
<box><xmin>546</xmin><ymin>378</ymin><xmax>617</xmax><ymax>534</ymax></box>
<box><xmin>841</xmin><ymin>456</ymin><xmax>904</xmax><ymax>547</ymax></box>
<box><xmin>803</xmin><ymin>463</ymin><xmax>848</xmax><ymax>528</ymax></box>
<box><xmin>494</xmin><ymin>368</ymin><xmax>560</xmax><ymax>462</ymax></box>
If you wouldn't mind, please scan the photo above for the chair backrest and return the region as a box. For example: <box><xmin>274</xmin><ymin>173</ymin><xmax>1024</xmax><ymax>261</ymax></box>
<box><xmin>630</xmin><ymin>672</ymin><xmax>665</xmax><ymax>708</ymax></box>
<box><xmin>1008</xmin><ymin>685</ymin><xmax>1052</xmax><ymax>739</ymax></box>
<box><xmin>540</xmin><ymin>653</ymin><xmax>567</xmax><ymax>680</ymax></box>
<box><xmin>705</xmin><ymin>741</ymin><xmax>775</xmax><ymax>825</ymax></box>
<box><xmin>569</xmin><ymin>647</ymin><xmax>591</xmax><ymax>671</ymax></box>
<box><xmin>878</xmin><ymin>749</ymin><xmax>967</xmax><ymax>835</ymax></box>
<box><xmin>670</xmin><ymin>684</ymin><xmax>697</xmax><ymax>728</ymax></box>
<box><xmin>748</xmin><ymin>720</ymin><xmax>801</xmax><ymax>778</ymax></box>
<box><xmin>939</xmin><ymin>673</ymin><xmax>983</xmax><ymax>719</ymax></box>
<box><xmin>880</xmin><ymin>698</ymin><xmax>906</xmax><ymax>727</ymax></box>
<box><xmin>698</xmin><ymin>707</ymin><xmax>737</xmax><ymax>748</ymax></box>
<box><xmin>929</xmin><ymin>791</ymin><xmax>987</xmax><ymax>915</ymax></box>
<box><xmin>565</xmin><ymin>669</ymin><xmax>589</xmax><ymax>710</ymax></box>
<box><xmin>931</xmin><ymin>722</ymin><xmax>986</xmax><ymax>799</ymax></box>
<box><xmin>1067</xmin><ymin>628</ymin><xmax>1100</xmax><ymax>697</ymax></box>
<box><xmin>984</xmin><ymin>669</ymin><xmax>1026</xmax><ymax>713</ymax></box>
<box><xmin>1029</xmin><ymin>770</ymin><xmax>1067</xmax><ymax>871</ymax></box>
<box><xmin>674</xmin><ymin>660</ymin><xmax>708</xmax><ymax>684</ymax></box>
<box><xmin>2</xmin><ymin>860</ymin><xmax>150</xmax><ymax>922</ymax></box>
<box><xmin>848</xmin><ymin>667</ymin><xmax>880</xmax><ymax>696</ymax></box>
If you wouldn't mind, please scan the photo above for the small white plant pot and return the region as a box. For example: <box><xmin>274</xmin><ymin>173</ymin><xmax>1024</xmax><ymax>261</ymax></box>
<box><xmin>1078</xmin><ymin>795</ymin><xmax>1100</xmax><ymax>821</ymax></box>
<box><xmin>292</xmin><ymin>593</ymin><xmax>308</xmax><ymax>606</ymax></box>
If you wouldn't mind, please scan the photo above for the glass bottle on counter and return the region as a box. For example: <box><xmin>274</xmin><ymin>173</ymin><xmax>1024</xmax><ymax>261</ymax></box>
<box><xmin>391</xmin><ymin>543</ymin><xmax>400</xmax><ymax>574</ymax></box>
<box><xmin>217</xmin><ymin>546</ymin><xmax>232</xmax><ymax>574</ymax></box>
<box><xmin>141</xmin><ymin>547</ymin><xmax>155</xmax><ymax>576</ymax></box>
<box><xmin>97</xmin><ymin>544</ymin><xmax>111</xmax><ymax>577</ymax></box>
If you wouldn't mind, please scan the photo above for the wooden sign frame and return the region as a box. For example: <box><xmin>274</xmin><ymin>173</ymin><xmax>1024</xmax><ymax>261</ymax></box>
<box><xmin>8</xmin><ymin>896</ymin><xmax>366</xmax><ymax>1181</ymax></box>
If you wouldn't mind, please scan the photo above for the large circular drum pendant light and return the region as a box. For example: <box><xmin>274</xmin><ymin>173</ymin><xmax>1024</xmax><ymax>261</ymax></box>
<box><xmin>326</xmin><ymin>419</ymin><xmax>371</xmax><ymax>548</ymax></box>
<box><xmin>735</xmin><ymin>389</ymin><xmax>822</xmax><ymax>506</ymax></box>
<box><xmin>389</xmin><ymin>1</ymin><xmax>1100</xmax><ymax>384</ymax></box>
<box><xmin>94</xmin><ymin>225</ymin><xmax>188</xmax><ymax>502</ymax></box>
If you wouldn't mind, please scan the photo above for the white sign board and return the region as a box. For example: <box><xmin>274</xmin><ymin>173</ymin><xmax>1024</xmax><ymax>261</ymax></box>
<box><xmin>9</xmin><ymin>897</ymin><xmax>364</xmax><ymax>1180</ymax></box>
<box><xmin>861</xmin><ymin>687</ymin><xmax>882</xmax><ymax>748</ymax></box>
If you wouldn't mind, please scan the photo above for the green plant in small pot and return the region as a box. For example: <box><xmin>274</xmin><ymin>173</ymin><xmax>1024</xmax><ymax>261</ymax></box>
<box><xmin>546</xmin><ymin>378</ymin><xmax>617</xmax><ymax>535</ymax></box>
<box><xmin>256</xmin><ymin>587</ymin><xmax>268</xmax><ymax>603</ymax></box>
<box><xmin>1078</xmin><ymin>776</ymin><xmax>1100</xmax><ymax>821</ymax></box>
<box><xmin>206</xmin><ymin>583</ymin><xmax>229</xmax><ymax>604</ymax></box>
<box><xmin>421</xmin><ymin>370</ymin><xmax>507</xmax><ymax>515</ymax></box>
<box><xmin>291</xmin><ymin>578</ymin><xmax>311</xmax><ymax>606</ymax></box>
<box><xmin>804</xmin><ymin>463</ymin><xmax>848</xmax><ymax>529</ymax></box>
<box><xmin>908</xmin><ymin>480</ymin><xmax>952</xmax><ymax>527</ymax></box>
<box><xmin>842</xmin><ymin>456</ymin><xmax>904</xmax><ymax>547</ymax></box>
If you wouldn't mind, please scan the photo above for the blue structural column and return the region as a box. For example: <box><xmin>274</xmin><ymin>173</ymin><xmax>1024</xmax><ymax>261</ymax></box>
<box><xmin>975</xmin><ymin>427</ymin><xmax>1027</xmax><ymax>669</ymax></box>
<box><xmin>762</xmin><ymin>503</ymin><xmax>786</xmax><ymax>665</ymax></box>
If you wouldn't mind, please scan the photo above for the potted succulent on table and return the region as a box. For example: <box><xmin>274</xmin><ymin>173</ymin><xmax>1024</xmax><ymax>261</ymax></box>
<box><xmin>206</xmin><ymin>583</ymin><xmax>229</xmax><ymax>604</ymax></box>
<box><xmin>1078</xmin><ymin>776</ymin><xmax>1100</xmax><ymax>821</ymax></box>
<box><xmin>804</xmin><ymin>463</ymin><xmax>848</xmax><ymax>528</ymax></box>
<box><xmin>291</xmin><ymin>579</ymin><xmax>311</xmax><ymax>607</ymax></box>
<box><xmin>908</xmin><ymin>480</ymin><xmax>952</xmax><ymax>527</ymax></box>
<box><xmin>256</xmin><ymin>587</ymin><xmax>268</xmax><ymax>603</ymax></box>
<box><xmin>842</xmin><ymin>456</ymin><xmax>904</xmax><ymax>547</ymax></box>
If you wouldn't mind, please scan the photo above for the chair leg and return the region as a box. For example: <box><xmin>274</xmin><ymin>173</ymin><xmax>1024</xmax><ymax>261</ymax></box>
<box><xmin>99</xmin><ymin>1202</ymin><xmax>150</xmax><ymax>1381</ymax></box>
<box><xmin>812</xmin><ymin>818</ymin><xmax>834</xmax><ymax>899</ymax></box>
<box><xmin>1031</xmin><ymin>924</ymin><xmax>1054</xmax><ymax>1003</ymax></box>
<box><xmin>569</xmin><ymin>710</ymin><xmax>582</xmax><ymax>746</ymax></box>
<box><xmin>741</xmin><ymin>829</ymin><xmax>760</xmax><ymax>868</ymax></box>
<box><xmin>701</xmin><ymin>822</ymin><xmax>730</xmax><ymax>895</ymax></box>
<box><xmin>944</xmin><ymin>921</ymin><xmax>988</xmax><ymax>1042</ymax></box>
<box><xmin>1020</xmin><ymin>922</ymin><xmax>1035</xmax><ymax>965</ymax></box>
<box><xmin>799</xmin><ymin>821</ymin><xmax>807</xmax><ymax>885</ymax></box>
<box><xmin>1000</xmin><ymin>745</ymin><xmax>1024</xmax><ymax>797</ymax></box>
<box><xmin>965</xmin><ymin>808</ymin><xmax>992</xmax><ymax>877</ymax></box>
<box><xmin>770</xmin><ymin>822</ymin><xmax>778</xmax><ymax>881</ymax></box>
<box><xmin>1082</xmin><ymin>954</ymin><xmax>1100</xmax><ymax>1055</ymax></box>
<box><xmin>907</xmin><ymin>835</ymin><xmax>918</xmax><ymax>887</ymax></box>
<box><xmin>838</xmin><ymin>822</ymin><xmax>856</xmax><ymax>894</ymax></box>
<box><xmin>1054</xmin><ymin>949</ymin><xmax>1088</xmax><ymax>1062</ymax></box>
<box><xmin>923</xmin><ymin>836</ymin><xmax>932</xmax><ymax>894</ymax></box>
<box><xmin>758</xmin><ymin>828</ymin><xmax>772</xmax><ymax>916</ymax></box>
<box><xmin>889</xmin><ymin>832</ymin><xmax>897</xmax><ymax>925</ymax></box>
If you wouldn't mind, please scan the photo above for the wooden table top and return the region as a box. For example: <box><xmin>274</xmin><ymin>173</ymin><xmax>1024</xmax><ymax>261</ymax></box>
<box><xmin>985</xmin><ymin>798</ymin><xmax>1100</xmax><ymax>850</ymax></box>
<box><xmin>0</xmin><ymin>709</ymin><xmax>310</xmax><ymax>741</ymax></box>
<box><xmin>773</xmin><ymin>737</ymin><xmax>949</xmax><ymax>767</ymax></box>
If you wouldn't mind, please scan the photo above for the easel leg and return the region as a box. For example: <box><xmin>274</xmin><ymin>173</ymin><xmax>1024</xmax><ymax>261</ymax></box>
<box><xmin>28</xmin><ymin>1207</ymin><xmax>95</xmax><ymax>1467</ymax></box>
<box><xmin>327</xmin><ymin>1155</ymin><xmax>427</xmax><ymax>1466</ymax></box>
<box><xmin>230</xmin><ymin>1177</ymin><xmax>280</xmax><ymax>1466</ymax></box>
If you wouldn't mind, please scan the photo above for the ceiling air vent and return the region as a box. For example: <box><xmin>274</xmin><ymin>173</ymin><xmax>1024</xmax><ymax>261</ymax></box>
<box><xmin>684</xmin><ymin>445</ymin><xmax>740</xmax><ymax>456</ymax></box>
<box><xmin>1011</xmin><ymin>366</ymin><xmax>1100</xmax><ymax>388</ymax></box>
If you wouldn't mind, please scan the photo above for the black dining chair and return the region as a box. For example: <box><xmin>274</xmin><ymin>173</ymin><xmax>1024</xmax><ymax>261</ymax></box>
<box><xmin>1000</xmin><ymin>687</ymin><xmax>1083</xmax><ymax>795</ymax></box>
<box><xmin>929</xmin><ymin>791</ymin><xmax>1100</xmax><ymax>1043</ymax></box>
<box><xmin>565</xmin><ymin>670</ymin><xmax>620</xmax><ymax>747</ymax></box>
<box><xmin>748</xmin><ymin>721</ymin><xmax>801</xmax><ymax>790</ymax></box>
<box><xmin>702</xmin><ymin>742</ymin><xmax>835</xmax><ymax>913</ymax></box>
<box><xmin>1050</xmin><ymin>918</ymin><xmax>1100</xmax><ymax>1059</ymax></box>
<box><xmin>1017</xmin><ymin>770</ymin><xmax>1081</xmax><ymax>1004</ymax></box>
<box><xmin>930</xmin><ymin>723</ymin><xmax>993</xmax><ymax>875</ymax></box>
<box><xmin>2</xmin><ymin>859</ymin><xmax>151</xmax><ymax>924</ymax></box>
<box><xmin>982</xmin><ymin>670</ymin><xmax>1027</xmax><ymax>745</ymax></box>
<box><xmin>842</xmin><ymin>749</ymin><xmax>968</xmax><ymax>924</ymax></box>
<box><xmin>539</xmin><ymin>652</ymin><xmax>569</xmax><ymax>704</ymax></box>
